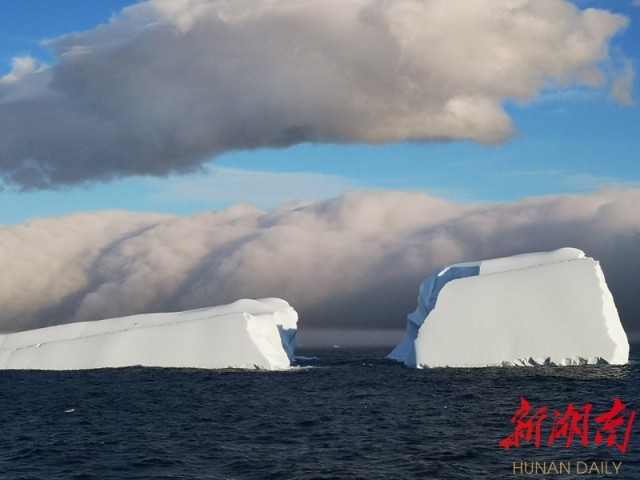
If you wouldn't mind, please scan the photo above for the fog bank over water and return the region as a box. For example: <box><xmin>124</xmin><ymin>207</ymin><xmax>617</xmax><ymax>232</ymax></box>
<box><xmin>1</xmin><ymin>189</ymin><xmax>638</xmax><ymax>345</ymax></box>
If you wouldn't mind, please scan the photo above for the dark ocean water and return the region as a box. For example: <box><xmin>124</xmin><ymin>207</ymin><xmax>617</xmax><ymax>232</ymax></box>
<box><xmin>2</xmin><ymin>346</ymin><xmax>640</xmax><ymax>480</ymax></box>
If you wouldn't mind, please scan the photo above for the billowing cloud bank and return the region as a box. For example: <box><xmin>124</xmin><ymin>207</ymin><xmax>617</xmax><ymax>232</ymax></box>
<box><xmin>1</xmin><ymin>189</ymin><xmax>639</xmax><ymax>344</ymax></box>
<box><xmin>0</xmin><ymin>0</ymin><xmax>632</xmax><ymax>188</ymax></box>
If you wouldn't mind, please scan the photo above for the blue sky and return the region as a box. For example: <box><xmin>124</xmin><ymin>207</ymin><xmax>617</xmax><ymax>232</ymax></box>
<box><xmin>0</xmin><ymin>0</ymin><xmax>638</xmax><ymax>225</ymax></box>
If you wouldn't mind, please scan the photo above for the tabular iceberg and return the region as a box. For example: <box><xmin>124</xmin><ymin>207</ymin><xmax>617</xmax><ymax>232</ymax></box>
<box><xmin>388</xmin><ymin>248</ymin><xmax>629</xmax><ymax>368</ymax></box>
<box><xmin>0</xmin><ymin>298</ymin><xmax>297</xmax><ymax>370</ymax></box>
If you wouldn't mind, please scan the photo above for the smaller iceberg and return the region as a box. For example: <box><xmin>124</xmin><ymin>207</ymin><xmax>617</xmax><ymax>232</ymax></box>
<box><xmin>0</xmin><ymin>298</ymin><xmax>298</xmax><ymax>370</ymax></box>
<box><xmin>388</xmin><ymin>248</ymin><xmax>629</xmax><ymax>368</ymax></box>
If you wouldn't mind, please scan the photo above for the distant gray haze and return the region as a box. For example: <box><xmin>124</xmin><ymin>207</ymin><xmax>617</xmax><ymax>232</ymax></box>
<box><xmin>0</xmin><ymin>0</ymin><xmax>632</xmax><ymax>188</ymax></box>
<box><xmin>1</xmin><ymin>189</ymin><xmax>638</xmax><ymax>344</ymax></box>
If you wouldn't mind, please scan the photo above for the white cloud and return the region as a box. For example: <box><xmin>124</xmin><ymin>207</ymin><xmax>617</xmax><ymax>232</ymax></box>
<box><xmin>611</xmin><ymin>59</ymin><xmax>636</xmax><ymax>106</ymax></box>
<box><xmin>0</xmin><ymin>57</ymin><xmax>39</xmax><ymax>84</ymax></box>
<box><xmin>0</xmin><ymin>0</ymin><xmax>632</xmax><ymax>188</ymax></box>
<box><xmin>1</xmin><ymin>189</ymin><xmax>639</xmax><ymax>342</ymax></box>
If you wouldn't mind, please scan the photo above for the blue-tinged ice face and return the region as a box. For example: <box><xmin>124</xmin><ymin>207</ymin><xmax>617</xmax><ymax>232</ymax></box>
<box><xmin>414</xmin><ymin>265</ymin><xmax>481</xmax><ymax>328</ymax></box>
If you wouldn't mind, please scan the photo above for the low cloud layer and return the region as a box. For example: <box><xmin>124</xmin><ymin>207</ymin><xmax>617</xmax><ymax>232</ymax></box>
<box><xmin>1</xmin><ymin>189</ymin><xmax>638</xmax><ymax>345</ymax></box>
<box><xmin>0</xmin><ymin>0</ymin><xmax>632</xmax><ymax>188</ymax></box>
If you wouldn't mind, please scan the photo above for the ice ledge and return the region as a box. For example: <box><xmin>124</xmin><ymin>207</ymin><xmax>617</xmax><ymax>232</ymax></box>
<box><xmin>427</xmin><ymin>357</ymin><xmax>610</xmax><ymax>368</ymax></box>
<box><xmin>0</xmin><ymin>298</ymin><xmax>298</xmax><ymax>371</ymax></box>
<box><xmin>502</xmin><ymin>357</ymin><xmax>608</xmax><ymax>367</ymax></box>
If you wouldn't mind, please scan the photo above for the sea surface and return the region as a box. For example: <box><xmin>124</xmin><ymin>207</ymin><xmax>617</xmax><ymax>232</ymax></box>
<box><xmin>2</xmin><ymin>346</ymin><xmax>640</xmax><ymax>480</ymax></box>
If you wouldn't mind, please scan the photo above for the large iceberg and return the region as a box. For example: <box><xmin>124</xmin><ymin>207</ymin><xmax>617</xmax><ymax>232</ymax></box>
<box><xmin>0</xmin><ymin>298</ymin><xmax>297</xmax><ymax>370</ymax></box>
<box><xmin>388</xmin><ymin>248</ymin><xmax>629</xmax><ymax>368</ymax></box>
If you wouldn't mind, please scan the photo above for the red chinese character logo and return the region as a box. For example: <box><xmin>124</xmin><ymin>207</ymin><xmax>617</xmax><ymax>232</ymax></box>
<box><xmin>548</xmin><ymin>403</ymin><xmax>592</xmax><ymax>448</ymax></box>
<box><xmin>594</xmin><ymin>397</ymin><xmax>636</xmax><ymax>453</ymax></box>
<box><xmin>499</xmin><ymin>398</ymin><xmax>548</xmax><ymax>449</ymax></box>
<box><xmin>499</xmin><ymin>397</ymin><xmax>635</xmax><ymax>453</ymax></box>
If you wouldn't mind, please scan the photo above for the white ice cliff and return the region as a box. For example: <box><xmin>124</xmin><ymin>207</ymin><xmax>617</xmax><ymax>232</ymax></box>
<box><xmin>0</xmin><ymin>298</ymin><xmax>298</xmax><ymax>370</ymax></box>
<box><xmin>388</xmin><ymin>248</ymin><xmax>629</xmax><ymax>368</ymax></box>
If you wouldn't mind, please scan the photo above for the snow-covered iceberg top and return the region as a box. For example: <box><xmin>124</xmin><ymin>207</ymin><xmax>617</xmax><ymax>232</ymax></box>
<box><xmin>388</xmin><ymin>248</ymin><xmax>629</xmax><ymax>368</ymax></box>
<box><xmin>0</xmin><ymin>298</ymin><xmax>298</xmax><ymax>371</ymax></box>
